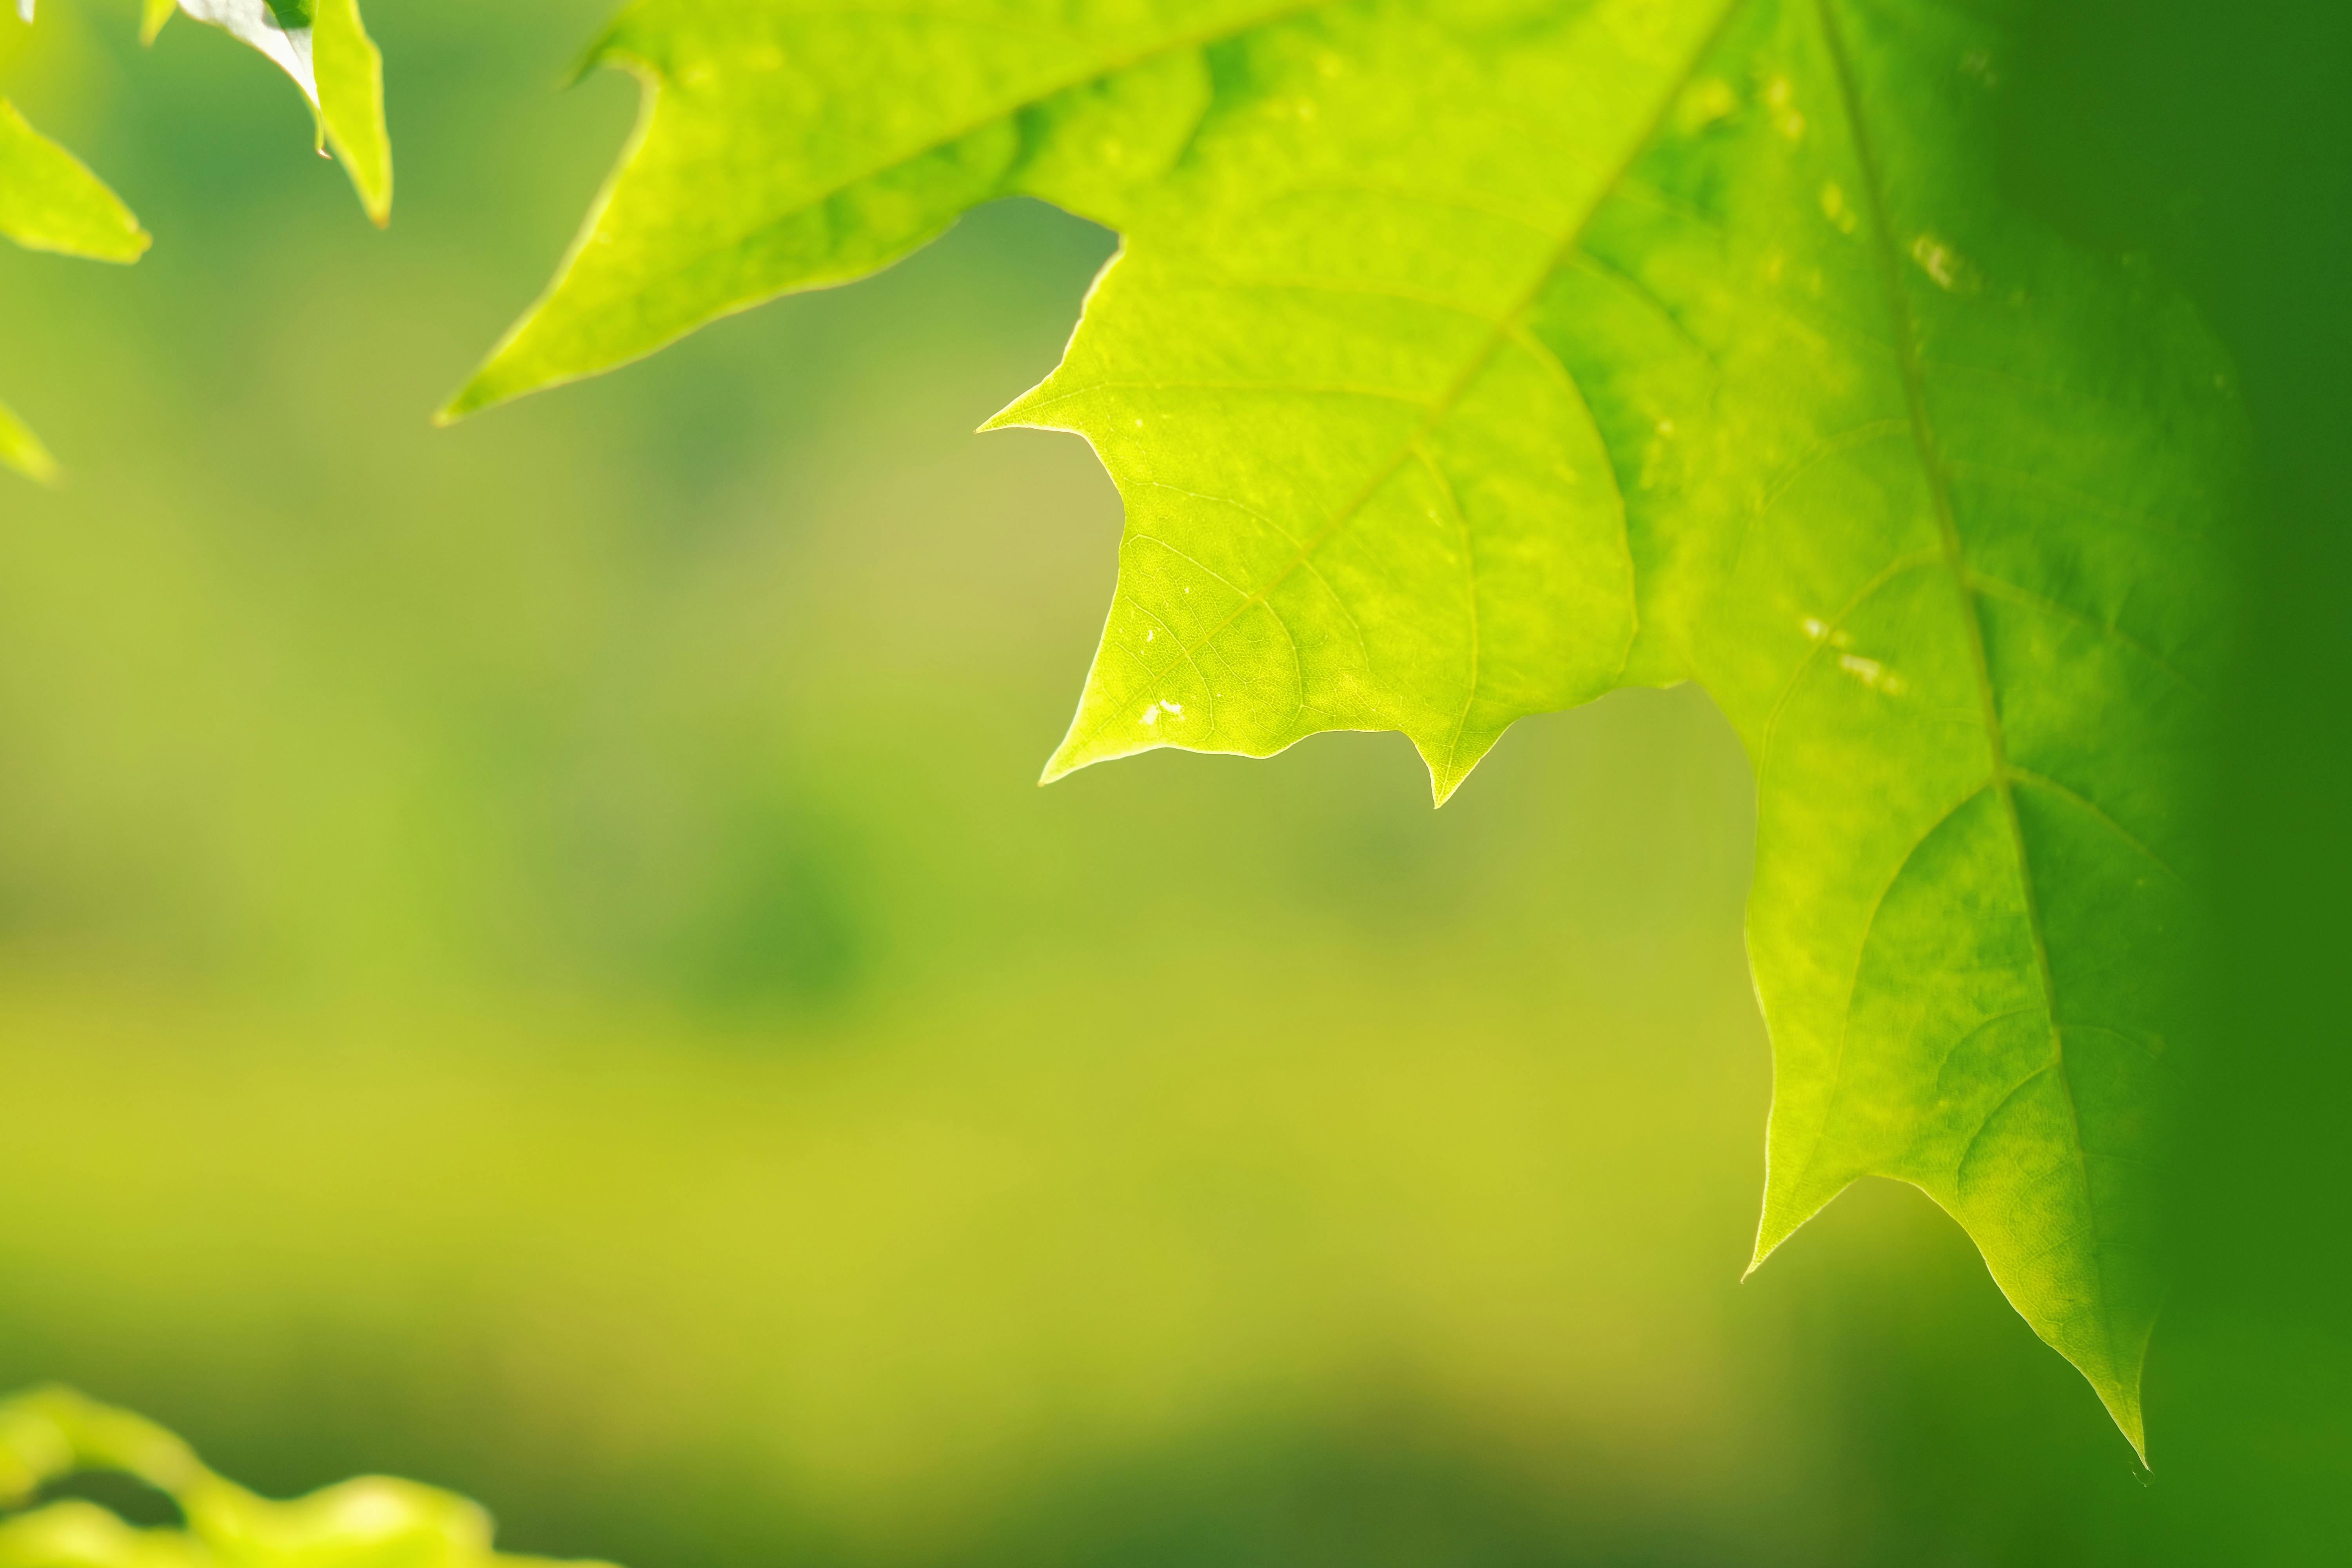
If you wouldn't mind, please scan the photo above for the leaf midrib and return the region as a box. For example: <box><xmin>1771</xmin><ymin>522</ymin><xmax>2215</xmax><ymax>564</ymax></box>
<box><xmin>1809</xmin><ymin>0</ymin><xmax>2117</xmax><ymax>1389</ymax></box>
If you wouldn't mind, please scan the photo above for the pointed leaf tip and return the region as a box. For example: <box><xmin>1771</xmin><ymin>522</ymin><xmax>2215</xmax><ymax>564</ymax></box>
<box><xmin>434</xmin><ymin>367</ymin><xmax>518</xmax><ymax>428</ymax></box>
<box><xmin>1414</xmin><ymin>725</ymin><xmax>1508</xmax><ymax>809</ymax></box>
<box><xmin>168</xmin><ymin>0</ymin><xmax>390</xmax><ymax>225</ymax></box>
<box><xmin>314</xmin><ymin>0</ymin><xmax>392</xmax><ymax>227</ymax></box>
<box><xmin>979</xmin><ymin>379</ymin><xmax>1059</xmax><ymax>436</ymax></box>
<box><xmin>1742</xmin><ymin>1166</ymin><xmax>1858</xmax><ymax>1286</ymax></box>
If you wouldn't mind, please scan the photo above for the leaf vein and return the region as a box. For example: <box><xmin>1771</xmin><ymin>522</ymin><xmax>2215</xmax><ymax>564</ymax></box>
<box><xmin>1816</xmin><ymin>0</ymin><xmax>2113</xmax><ymax>1383</ymax></box>
<box><xmin>1966</xmin><ymin>572</ymin><xmax>2209</xmax><ymax>699</ymax></box>
<box><xmin>2005</xmin><ymin>766</ymin><xmax>2185</xmax><ymax>885</ymax></box>
<box><xmin>1059</xmin><ymin>0</ymin><xmax>1750</xmax><ymax>759</ymax></box>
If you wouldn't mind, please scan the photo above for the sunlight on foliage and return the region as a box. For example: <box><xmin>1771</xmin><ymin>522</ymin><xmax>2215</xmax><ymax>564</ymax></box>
<box><xmin>0</xmin><ymin>1388</ymin><xmax>613</xmax><ymax>1568</ymax></box>
<box><xmin>449</xmin><ymin>0</ymin><xmax>2244</xmax><ymax>1456</ymax></box>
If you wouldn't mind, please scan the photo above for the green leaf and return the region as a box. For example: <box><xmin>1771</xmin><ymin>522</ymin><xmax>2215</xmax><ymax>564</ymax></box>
<box><xmin>1</xmin><ymin>0</ymin><xmax>385</xmax><ymax>480</ymax></box>
<box><xmin>448</xmin><ymin>0</ymin><xmax>2241</xmax><ymax>1457</ymax></box>
<box><xmin>312</xmin><ymin>0</ymin><xmax>390</xmax><ymax>226</ymax></box>
<box><xmin>160</xmin><ymin>0</ymin><xmax>392</xmax><ymax>222</ymax></box>
<box><xmin>0</xmin><ymin>98</ymin><xmax>148</xmax><ymax>262</ymax></box>
<box><xmin>174</xmin><ymin>2</ymin><xmax>318</xmax><ymax>99</ymax></box>
<box><xmin>0</xmin><ymin>1387</ymin><xmax>615</xmax><ymax>1568</ymax></box>
<box><xmin>0</xmin><ymin>96</ymin><xmax>150</xmax><ymax>481</ymax></box>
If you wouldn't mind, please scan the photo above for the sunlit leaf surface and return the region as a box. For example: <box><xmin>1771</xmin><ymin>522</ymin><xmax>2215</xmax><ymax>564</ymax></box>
<box><xmin>312</xmin><ymin>0</ymin><xmax>390</xmax><ymax>225</ymax></box>
<box><xmin>447</xmin><ymin>0</ymin><xmax>2242</xmax><ymax>1456</ymax></box>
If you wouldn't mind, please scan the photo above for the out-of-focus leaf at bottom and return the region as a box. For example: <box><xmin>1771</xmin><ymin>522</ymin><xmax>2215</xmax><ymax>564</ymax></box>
<box><xmin>0</xmin><ymin>1387</ymin><xmax>618</xmax><ymax>1568</ymax></box>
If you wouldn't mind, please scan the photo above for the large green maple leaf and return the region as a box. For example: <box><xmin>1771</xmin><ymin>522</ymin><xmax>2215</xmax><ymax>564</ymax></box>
<box><xmin>445</xmin><ymin>0</ymin><xmax>2241</xmax><ymax>1456</ymax></box>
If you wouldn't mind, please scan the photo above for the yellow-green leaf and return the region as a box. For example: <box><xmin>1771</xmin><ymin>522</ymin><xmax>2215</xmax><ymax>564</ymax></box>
<box><xmin>162</xmin><ymin>0</ymin><xmax>392</xmax><ymax>223</ymax></box>
<box><xmin>445</xmin><ymin>0</ymin><xmax>2243</xmax><ymax>1458</ymax></box>
<box><xmin>0</xmin><ymin>397</ymin><xmax>60</xmax><ymax>485</ymax></box>
<box><xmin>313</xmin><ymin>0</ymin><xmax>390</xmax><ymax>226</ymax></box>
<box><xmin>0</xmin><ymin>98</ymin><xmax>148</xmax><ymax>262</ymax></box>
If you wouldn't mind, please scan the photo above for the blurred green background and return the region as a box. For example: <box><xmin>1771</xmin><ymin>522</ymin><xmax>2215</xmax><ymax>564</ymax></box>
<box><xmin>0</xmin><ymin>4</ymin><xmax>2261</xmax><ymax>1565</ymax></box>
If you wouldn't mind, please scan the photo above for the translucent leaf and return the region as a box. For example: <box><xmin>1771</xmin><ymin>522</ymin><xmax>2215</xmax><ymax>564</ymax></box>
<box><xmin>312</xmin><ymin>0</ymin><xmax>389</xmax><ymax>225</ymax></box>
<box><xmin>445</xmin><ymin>0</ymin><xmax>2244</xmax><ymax>1458</ymax></box>
<box><xmin>173</xmin><ymin>1</ymin><xmax>317</xmax><ymax>99</ymax></box>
